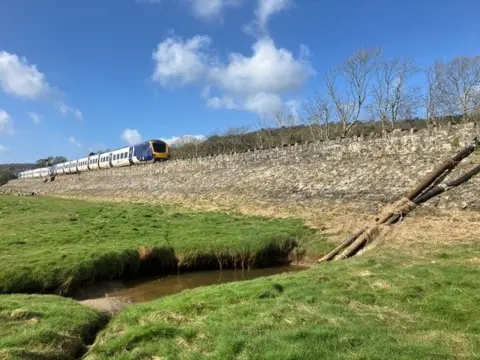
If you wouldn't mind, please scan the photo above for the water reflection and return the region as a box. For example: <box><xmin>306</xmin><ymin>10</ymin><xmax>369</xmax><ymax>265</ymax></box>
<box><xmin>106</xmin><ymin>265</ymin><xmax>306</xmax><ymax>302</ymax></box>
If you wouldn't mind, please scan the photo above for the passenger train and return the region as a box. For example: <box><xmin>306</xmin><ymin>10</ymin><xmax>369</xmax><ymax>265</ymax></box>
<box><xmin>18</xmin><ymin>139</ymin><xmax>170</xmax><ymax>179</ymax></box>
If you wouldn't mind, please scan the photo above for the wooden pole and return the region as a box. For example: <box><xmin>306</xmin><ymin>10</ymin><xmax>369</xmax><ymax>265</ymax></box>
<box><xmin>318</xmin><ymin>137</ymin><xmax>480</xmax><ymax>262</ymax></box>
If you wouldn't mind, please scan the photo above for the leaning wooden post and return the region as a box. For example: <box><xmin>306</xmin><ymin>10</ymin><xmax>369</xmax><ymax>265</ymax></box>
<box><xmin>318</xmin><ymin>137</ymin><xmax>480</xmax><ymax>263</ymax></box>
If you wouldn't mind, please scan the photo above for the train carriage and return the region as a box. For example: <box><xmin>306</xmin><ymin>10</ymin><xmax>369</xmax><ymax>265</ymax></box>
<box><xmin>99</xmin><ymin>152</ymin><xmax>112</xmax><ymax>169</ymax></box>
<box><xmin>77</xmin><ymin>157</ymin><xmax>89</xmax><ymax>172</ymax></box>
<box><xmin>88</xmin><ymin>154</ymin><xmax>100</xmax><ymax>170</ymax></box>
<box><xmin>110</xmin><ymin>146</ymin><xmax>131</xmax><ymax>167</ymax></box>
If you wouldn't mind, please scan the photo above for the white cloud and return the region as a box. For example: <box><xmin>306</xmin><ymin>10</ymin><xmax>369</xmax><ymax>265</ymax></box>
<box><xmin>161</xmin><ymin>134</ymin><xmax>206</xmax><ymax>146</ymax></box>
<box><xmin>244</xmin><ymin>0</ymin><xmax>292</xmax><ymax>37</ymax></box>
<box><xmin>121</xmin><ymin>128</ymin><xmax>142</xmax><ymax>145</ymax></box>
<box><xmin>0</xmin><ymin>109</ymin><xmax>14</xmax><ymax>135</ymax></box>
<box><xmin>152</xmin><ymin>34</ymin><xmax>213</xmax><ymax>86</ymax></box>
<box><xmin>137</xmin><ymin>0</ymin><xmax>241</xmax><ymax>20</ymax></box>
<box><xmin>209</xmin><ymin>37</ymin><xmax>312</xmax><ymax>96</ymax></box>
<box><xmin>0</xmin><ymin>51</ymin><xmax>83</xmax><ymax>120</ymax></box>
<box><xmin>285</xmin><ymin>98</ymin><xmax>301</xmax><ymax>119</ymax></box>
<box><xmin>27</xmin><ymin>111</ymin><xmax>43</xmax><ymax>124</ymax></box>
<box><xmin>0</xmin><ymin>144</ymin><xmax>9</xmax><ymax>153</ymax></box>
<box><xmin>68</xmin><ymin>136</ymin><xmax>82</xmax><ymax>148</ymax></box>
<box><xmin>135</xmin><ymin>0</ymin><xmax>162</xmax><ymax>3</ymax></box>
<box><xmin>205</xmin><ymin>95</ymin><xmax>240</xmax><ymax>110</ymax></box>
<box><xmin>56</xmin><ymin>102</ymin><xmax>83</xmax><ymax>120</ymax></box>
<box><xmin>255</xmin><ymin>0</ymin><xmax>291</xmax><ymax>30</ymax></box>
<box><xmin>206</xmin><ymin>37</ymin><xmax>314</xmax><ymax>115</ymax></box>
<box><xmin>188</xmin><ymin>0</ymin><xmax>242</xmax><ymax>20</ymax></box>
<box><xmin>0</xmin><ymin>51</ymin><xmax>52</xmax><ymax>100</ymax></box>
<box><xmin>152</xmin><ymin>34</ymin><xmax>314</xmax><ymax>117</ymax></box>
<box><xmin>243</xmin><ymin>92</ymin><xmax>283</xmax><ymax>114</ymax></box>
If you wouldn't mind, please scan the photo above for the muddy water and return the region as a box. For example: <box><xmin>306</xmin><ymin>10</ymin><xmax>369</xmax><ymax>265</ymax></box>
<box><xmin>101</xmin><ymin>266</ymin><xmax>306</xmax><ymax>302</ymax></box>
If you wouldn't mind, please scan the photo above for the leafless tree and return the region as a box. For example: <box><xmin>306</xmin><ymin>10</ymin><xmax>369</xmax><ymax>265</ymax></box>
<box><xmin>325</xmin><ymin>47</ymin><xmax>382</xmax><ymax>136</ymax></box>
<box><xmin>253</xmin><ymin>116</ymin><xmax>275</xmax><ymax>148</ymax></box>
<box><xmin>169</xmin><ymin>135</ymin><xmax>205</xmax><ymax>157</ymax></box>
<box><xmin>272</xmin><ymin>111</ymin><xmax>298</xmax><ymax>145</ymax></box>
<box><xmin>369</xmin><ymin>56</ymin><xmax>420</xmax><ymax>130</ymax></box>
<box><xmin>422</xmin><ymin>62</ymin><xmax>443</xmax><ymax>127</ymax></box>
<box><xmin>304</xmin><ymin>90</ymin><xmax>333</xmax><ymax>140</ymax></box>
<box><xmin>223</xmin><ymin>125</ymin><xmax>250</xmax><ymax>153</ymax></box>
<box><xmin>434</xmin><ymin>56</ymin><xmax>480</xmax><ymax>122</ymax></box>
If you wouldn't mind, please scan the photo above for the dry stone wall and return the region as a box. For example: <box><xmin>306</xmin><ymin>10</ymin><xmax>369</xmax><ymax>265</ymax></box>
<box><xmin>3</xmin><ymin>122</ymin><xmax>480</xmax><ymax>212</ymax></box>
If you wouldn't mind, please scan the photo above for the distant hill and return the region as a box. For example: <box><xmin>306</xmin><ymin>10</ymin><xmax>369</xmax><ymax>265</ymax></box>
<box><xmin>0</xmin><ymin>163</ymin><xmax>35</xmax><ymax>186</ymax></box>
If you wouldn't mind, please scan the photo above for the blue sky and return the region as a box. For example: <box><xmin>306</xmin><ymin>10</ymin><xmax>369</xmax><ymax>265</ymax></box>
<box><xmin>0</xmin><ymin>0</ymin><xmax>479</xmax><ymax>163</ymax></box>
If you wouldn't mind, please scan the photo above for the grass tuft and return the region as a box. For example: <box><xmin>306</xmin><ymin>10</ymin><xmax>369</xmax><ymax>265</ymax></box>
<box><xmin>0</xmin><ymin>294</ymin><xmax>106</xmax><ymax>360</ymax></box>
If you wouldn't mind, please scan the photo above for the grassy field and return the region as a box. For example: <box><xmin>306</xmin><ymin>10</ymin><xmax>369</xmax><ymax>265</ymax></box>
<box><xmin>85</xmin><ymin>244</ymin><xmax>480</xmax><ymax>359</ymax></box>
<box><xmin>1</xmin><ymin>195</ymin><xmax>479</xmax><ymax>359</ymax></box>
<box><xmin>0</xmin><ymin>294</ymin><xmax>106</xmax><ymax>359</ymax></box>
<box><xmin>0</xmin><ymin>195</ymin><xmax>320</xmax><ymax>295</ymax></box>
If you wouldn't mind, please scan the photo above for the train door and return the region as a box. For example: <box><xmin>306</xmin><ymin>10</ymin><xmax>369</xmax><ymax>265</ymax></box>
<box><xmin>128</xmin><ymin>147</ymin><xmax>134</xmax><ymax>164</ymax></box>
<box><xmin>109</xmin><ymin>153</ymin><xmax>113</xmax><ymax>167</ymax></box>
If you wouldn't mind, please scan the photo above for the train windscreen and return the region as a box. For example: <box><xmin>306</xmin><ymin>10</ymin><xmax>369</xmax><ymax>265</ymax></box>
<box><xmin>152</xmin><ymin>141</ymin><xmax>166</xmax><ymax>153</ymax></box>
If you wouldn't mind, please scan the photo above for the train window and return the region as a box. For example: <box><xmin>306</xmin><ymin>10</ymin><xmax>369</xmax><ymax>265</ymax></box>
<box><xmin>152</xmin><ymin>141</ymin><xmax>166</xmax><ymax>153</ymax></box>
<box><xmin>124</xmin><ymin>152</ymin><xmax>128</xmax><ymax>158</ymax></box>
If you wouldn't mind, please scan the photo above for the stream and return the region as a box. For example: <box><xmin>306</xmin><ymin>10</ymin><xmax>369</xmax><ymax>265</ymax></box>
<box><xmin>76</xmin><ymin>265</ymin><xmax>306</xmax><ymax>303</ymax></box>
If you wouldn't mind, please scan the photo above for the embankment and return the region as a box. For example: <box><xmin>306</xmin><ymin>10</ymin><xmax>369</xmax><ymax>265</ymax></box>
<box><xmin>3</xmin><ymin>122</ymin><xmax>480</xmax><ymax>213</ymax></box>
<box><xmin>0</xmin><ymin>196</ymin><xmax>317</xmax><ymax>296</ymax></box>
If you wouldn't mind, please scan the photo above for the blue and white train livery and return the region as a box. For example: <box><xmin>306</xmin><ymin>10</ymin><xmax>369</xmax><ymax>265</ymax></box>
<box><xmin>18</xmin><ymin>139</ymin><xmax>170</xmax><ymax>179</ymax></box>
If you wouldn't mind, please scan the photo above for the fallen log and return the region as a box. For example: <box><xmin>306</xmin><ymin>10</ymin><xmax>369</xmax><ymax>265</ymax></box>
<box><xmin>318</xmin><ymin>137</ymin><xmax>480</xmax><ymax>263</ymax></box>
<box><xmin>414</xmin><ymin>164</ymin><xmax>480</xmax><ymax>205</ymax></box>
<box><xmin>403</xmin><ymin>137</ymin><xmax>479</xmax><ymax>200</ymax></box>
<box><xmin>317</xmin><ymin>230</ymin><xmax>365</xmax><ymax>263</ymax></box>
<box><xmin>384</xmin><ymin>165</ymin><xmax>480</xmax><ymax>226</ymax></box>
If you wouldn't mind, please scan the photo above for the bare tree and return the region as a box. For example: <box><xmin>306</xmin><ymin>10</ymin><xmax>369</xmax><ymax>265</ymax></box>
<box><xmin>369</xmin><ymin>56</ymin><xmax>420</xmax><ymax>130</ymax></box>
<box><xmin>223</xmin><ymin>125</ymin><xmax>250</xmax><ymax>153</ymax></box>
<box><xmin>168</xmin><ymin>135</ymin><xmax>205</xmax><ymax>157</ymax></box>
<box><xmin>423</xmin><ymin>62</ymin><xmax>443</xmax><ymax>127</ymax></box>
<box><xmin>253</xmin><ymin>116</ymin><xmax>275</xmax><ymax>148</ymax></box>
<box><xmin>434</xmin><ymin>56</ymin><xmax>480</xmax><ymax>122</ymax></box>
<box><xmin>304</xmin><ymin>90</ymin><xmax>333</xmax><ymax>140</ymax></box>
<box><xmin>325</xmin><ymin>47</ymin><xmax>382</xmax><ymax>136</ymax></box>
<box><xmin>272</xmin><ymin>111</ymin><xmax>298</xmax><ymax>145</ymax></box>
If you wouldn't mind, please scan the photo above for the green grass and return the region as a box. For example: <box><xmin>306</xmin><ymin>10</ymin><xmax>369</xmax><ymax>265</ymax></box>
<box><xmin>0</xmin><ymin>294</ymin><xmax>106</xmax><ymax>359</ymax></box>
<box><xmin>0</xmin><ymin>195</ymin><xmax>319</xmax><ymax>295</ymax></box>
<box><xmin>2</xmin><ymin>195</ymin><xmax>478</xmax><ymax>359</ymax></box>
<box><xmin>85</xmin><ymin>244</ymin><xmax>480</xmax><ymax>359</ymax></box>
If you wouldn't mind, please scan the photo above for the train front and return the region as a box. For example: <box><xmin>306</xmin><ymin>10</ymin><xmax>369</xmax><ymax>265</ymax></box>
<box><xmin>149</xmin><ymin>140</ymin><xmax>170</xmax><ymax>161</ymax></box>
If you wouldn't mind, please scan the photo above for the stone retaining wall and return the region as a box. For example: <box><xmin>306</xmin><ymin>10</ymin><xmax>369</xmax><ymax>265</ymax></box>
<box><xmin>3</xmin><ymin>122</ymin><xmax>479</xmax><ymax>212</ymax></box>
